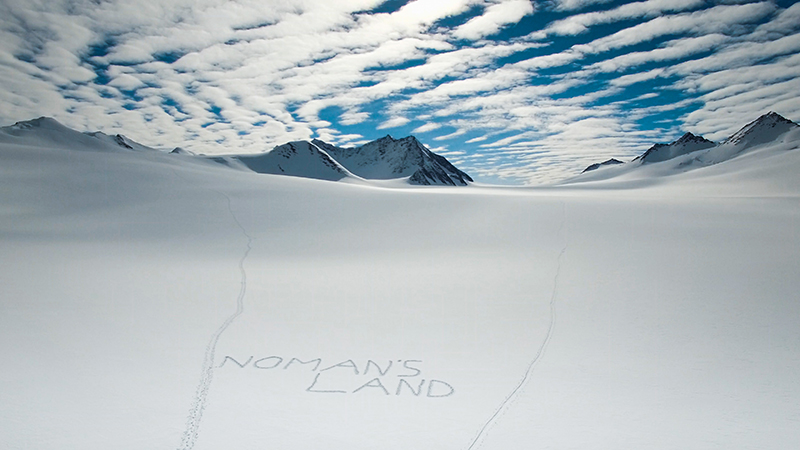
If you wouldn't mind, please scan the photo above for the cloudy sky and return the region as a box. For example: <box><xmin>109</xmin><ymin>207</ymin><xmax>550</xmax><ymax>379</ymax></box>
<box><xmin>1</xmin><ymin>0</ymin><xmax>799</xmax><ymax>183</ymax></box>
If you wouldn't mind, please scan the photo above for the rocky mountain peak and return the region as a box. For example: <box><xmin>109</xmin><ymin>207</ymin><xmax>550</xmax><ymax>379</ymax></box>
<box><xmin>675</xmin><ymin>132</ymin><xmax>713</xmax><ymax>145</ymax></box>
<box><xmin>310</xmin><ymin>135</ymin><xmax>472</xmax><ymax>186</ymax></box>
<box><xmin>724</xmin><ymin>111</ymin><xmax>798</xmax><ymax>146</ymax></box>
<box><xmin>634</xmin><ymin>131</ymin><xmax>716</xmax><ymax>164</ymax></box>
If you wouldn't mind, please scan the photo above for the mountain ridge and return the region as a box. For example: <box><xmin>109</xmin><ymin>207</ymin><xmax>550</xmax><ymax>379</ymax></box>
<box><xmin>225</xmin><ymin>140</ymin><xmax>354</xmax><ymax>182</ymax></box>
<box><xmin>5</xmin><ymin>113</ymin><xmax>797</xmax><ymax>187</ymax></box>
<box><xmin>312</xmin><ymin>135</ymin><xmax>473</xmax><ymax>186</ymax></box>
<box><xmin>0</xmin><ymin>117</ymin><xmax>472</xmax><ymax>186</ymax></box>
<box><xmin>723</xmin><ymin>111</ymin><xmax>797</xmax><ymax>147</ymax></box>
<box><xmin>632</xmin><ymin>132</ymin><xmax>717</xmax><ymax>165</ymax></box>
<box><xmin>0</xmin><ymin>116</ymin><xmax>172</xmax><ymax>154</ymax></box>
<box><xmin>574</xmin><ymin>111</ymin><xmax>800</xmax><ymax>183</ymax></box>
<box><xmin>582</xmin><ymin>158</ymin><xmax>624</xmax><ymax>173</ymax></box>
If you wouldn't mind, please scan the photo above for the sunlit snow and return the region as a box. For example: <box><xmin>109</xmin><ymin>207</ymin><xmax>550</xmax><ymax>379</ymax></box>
<box><xmin>1</xmin><ymin>115</ymin><xmax>799</xmax><ymax>449</ymax></box>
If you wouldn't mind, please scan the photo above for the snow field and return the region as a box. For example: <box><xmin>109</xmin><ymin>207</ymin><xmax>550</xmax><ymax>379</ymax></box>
<box><xmin>2</xmin><ymin>122</ymin><xmax>800</xmax><ymax>449</ymax></box>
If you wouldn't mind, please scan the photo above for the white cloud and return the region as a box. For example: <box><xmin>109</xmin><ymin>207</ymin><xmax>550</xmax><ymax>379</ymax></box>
<box><xmin>453</xmin><ymin>0</ymin><xmax>535</xmax><ymax>41</ymax></box>
<box><xmin>339</xmin><ymin>111</ymin><xmax>370</xmax><ymax>125</ymax></box>
<box><xmin>537</xmin><ymin>0</ymin><xmax>706</xmax><ymax>37</ymax></box>
<box><xmin>433</xmin><ymin>129</ymin><xmax>468</xmax><ymax>140</ymax></box>
<box><xmin>591</xmin><ymin>34</ymin><xmax>730</xmax><ymax>73</ymax></box>
<box><xmin>670</xmin><ymin>32</ymin><xmax>800</xmax><ymax>76</ymax></box>
<box><xmin>377</xmin><ymin>116</ymin><xmax>411</xmax><ymax>129</ymax></box>
<box><xmin>412</xmin><ymin>122</ymin><xmax>442</xmax><ymax>133</ymax></box>
<box><xmin>751</xmin><ymin>2</ymin><xmax>800</xmax><ymax>39</ymax></box>
<box><xmin>395</xmin><ymin>0</ymin><xmax>480</xmax><ymax>27</ymax></box>
<box><xmin>551</xmin><ymin>0</ymin><xmax>613</xmax><ymax>12</ymax></box>
<box><xmin>608</xmin><ymin>68</ymin><xmax>665</xmax><ymax>87</ymax></box>
<box><xmin>108</xmin><ymin>74</ymin><xmax>145</xmax><ymax>91</ymax></box>
<box><xmin>574</xmin><ymin>2</ymin><xmax>776</xmax><ymax>54</ymax></box>
<box><xmin>436</xmin><ymin>149</ymin><xmax>465</xmax><ymax>156</ymax></box>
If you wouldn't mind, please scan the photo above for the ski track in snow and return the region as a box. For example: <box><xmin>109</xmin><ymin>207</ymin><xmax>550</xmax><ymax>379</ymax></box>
<box><xmin>465</xmin><ymin>202</ymin><xmax>568</xmax><ymax>450</ymax></box>
<box><xmin>176</xmin><ymin>176</ymin><xmax>253</xmax><ymax>450</ymax></box>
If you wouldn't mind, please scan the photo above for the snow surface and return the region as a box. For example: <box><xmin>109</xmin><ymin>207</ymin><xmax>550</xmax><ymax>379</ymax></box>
<box><xmin>2</xmin><ymin>116</ymin><xmax>800</xmax><ymax>449</ymax></box>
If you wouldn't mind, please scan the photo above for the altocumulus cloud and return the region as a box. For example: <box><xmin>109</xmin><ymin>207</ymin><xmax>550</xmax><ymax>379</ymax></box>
<box><xmin>0</xmin><ymin>0</ymin><xmax>799</xmax><ymax>184</ymax></box>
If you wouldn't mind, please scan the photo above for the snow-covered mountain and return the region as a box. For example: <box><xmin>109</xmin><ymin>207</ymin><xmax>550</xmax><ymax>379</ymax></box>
<box><xmin>169</xmin><ymin>147</ymin><xmax>195</xmax><ymax>155</ymax></box>
<box><xmin>723</xmin><ymin>111</ymin><xmax>798</xmax><ymax>147</ymax></box>
<box><xmin>571</xmin><ymin>112</ymin><xmax>800</xmax><ymax>184</ymax></box>
<box><xmin>214</xmin><ymin>134</ymin><xmax>473</xmax><ymax>186</ymax></box>
<box><xmin>0</xmin><ymin>116</ymin><xmax>186</xmax><ymax>156</ymax></box>
<box><xmin>632</xmin><ymin>132</ymin><xmax>716</xmax><ymax>164</ymax></box>
<box><xmin>216</xmin><ymin>141</ymin><xmax>354</xmax><ymax>182</ymax></box>
<box><xmin>84</xmin><ymin>131</ymin><xmax>157</xmax><ymax>152</ymax></box>
<box><xmin>214</xmin><ymin>135</ymin><xmax>473</xmax><ymax>186</ymax></box>
<box><xmin>581</xmin><ymin>158</ymin><xmax>624</xmax><ymax>173</ymax></box>
<box><xmin>0</xmin><ymin>116</ymin><xmax>153</xmax><ymax>153</ymax></box>
<box><xmin>1</xmin><ymin>117</ymin><xmax>470</xmax><ymax>186</ymax></box>
<box><xmin>312</xmin><ymin>135</ymin><xmax>473</xmax><ymax>186</ymax></box>
<box><xmin>214</xmin><ymin>135</ymin><xmax>472</xmax><ymax>185</ymax></box>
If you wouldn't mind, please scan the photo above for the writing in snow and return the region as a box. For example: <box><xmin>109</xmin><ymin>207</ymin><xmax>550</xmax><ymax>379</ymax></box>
<box><xmin>219</xmin><ymin>355</ymin><xmax>455</xmax><ymax>397</ymax></box>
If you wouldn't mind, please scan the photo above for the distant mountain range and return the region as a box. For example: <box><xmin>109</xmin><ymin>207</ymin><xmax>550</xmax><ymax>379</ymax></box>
<box><xmin>579</xmin><ymin>112</ymin><xmax>799</xmax><ymax>178</ymax></box>
<box><xmin>3</xmin><ymin>112</ymin><xmax>797</xmax><ymax>186</ymax></box>
<box><xmin>215</xmin><ymin>135</ymin><xmax>473</xmax><ymax>186</ymax></box>
<box><xmin>0</xmin><ymin>117</ymin><xmax>472</xmax><ymax>186</ymax></box>
<box><xmin>0</xmin><ymin>116</ymin><xmax>156</xmax><ymax>153</ymax></box>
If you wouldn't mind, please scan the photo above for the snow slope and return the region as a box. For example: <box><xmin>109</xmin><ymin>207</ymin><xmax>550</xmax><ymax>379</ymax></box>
<box><xmin>1</xmin><ymin>116</ymin><xmax>799</xmax><ymax>450</ymax></box>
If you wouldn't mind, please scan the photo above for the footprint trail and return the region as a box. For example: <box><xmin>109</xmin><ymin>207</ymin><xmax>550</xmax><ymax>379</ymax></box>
<box><xmin>465</xmin><ymin>202</ymin><xmax>568</xmax><ymax>450</ymax></box>
<box><xmin>177</xmin><ymin>189</ymin><xmax>253</xmax><ymax>450</ymax></box>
